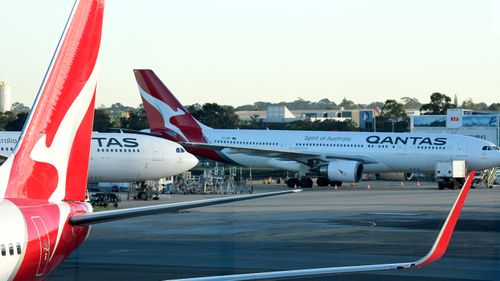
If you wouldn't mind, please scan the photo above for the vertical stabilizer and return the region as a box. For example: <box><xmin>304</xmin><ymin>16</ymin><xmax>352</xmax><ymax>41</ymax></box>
<box><xmin>0</xmin><ymin>0</ymin><xmax>104</xmax><ymax>202</ymax></box>
<box><xmin>134</xmin><ymin>69</ymin><xmax>207</xmax><ymax>142</ymax></box>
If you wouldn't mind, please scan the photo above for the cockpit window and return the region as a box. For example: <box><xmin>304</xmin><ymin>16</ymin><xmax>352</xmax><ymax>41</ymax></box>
<box><xmin>482</xmin><ymin>145</ymin><xmax>500</xmax><ymax>151</ymax></box>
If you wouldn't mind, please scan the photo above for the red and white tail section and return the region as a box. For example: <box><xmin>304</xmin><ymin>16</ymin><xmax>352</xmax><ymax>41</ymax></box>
<box><xmin>134</xmin><ymin>69</ymin><xmax>208</xmax><ymax>143</ymax></box>
<box><xmin>0</xmin><ymin>0</ymin><xmax>104</xmax><ymax>202</ymax></box>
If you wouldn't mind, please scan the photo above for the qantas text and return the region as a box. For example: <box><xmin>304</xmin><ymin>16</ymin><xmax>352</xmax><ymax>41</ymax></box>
<box><xmin>92</xmin><ymin>137</ymin><xmax>139</xmax><ymax>148</ymax></box>
<box><xmin>366</xmin><ymin>136</ymin><xmax>447</xmax><ymax>146</ymax></box>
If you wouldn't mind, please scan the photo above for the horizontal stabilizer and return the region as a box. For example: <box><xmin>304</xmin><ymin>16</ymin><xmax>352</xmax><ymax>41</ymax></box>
<box><xmin>70</xmin><ymin>190</ymin><xmax>301</xmax><ymax>226</ymax></box>
<box><xmin>167</xmin><ymin>171</ymin><xmax>476</xmax><ymax>281</ymax></box>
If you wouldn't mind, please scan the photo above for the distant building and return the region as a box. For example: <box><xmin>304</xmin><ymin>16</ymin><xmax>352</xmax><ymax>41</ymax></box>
<box><xmin>264</xmin><ymin>105</ymin><xmax>297</xmax><ymax>123</ymax></box>
<box><xmin>236</xmin><ymin>105</ymin><xmax>379</xmax><ymax>130</ymax></box>
<box><xmin>411</xmin><ymin>108</ymin><xmax>500</xmax><ymax>146</ymax></box>
<box><xmin>0</xmin><ymin>82</ymin><xmax>12</xmax><ymax>113</ymax></box>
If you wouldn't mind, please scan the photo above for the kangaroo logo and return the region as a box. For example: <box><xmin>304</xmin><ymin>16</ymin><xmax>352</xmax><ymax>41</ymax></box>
<box><xmin>139</xmin><ymin>86</ymin><xmax>189</xmax><ymax>141</ymax></box>
<box><xmin>30</xmin><ymin>68</ymin><xmax>98</xmax><ymax>202</ymax></box>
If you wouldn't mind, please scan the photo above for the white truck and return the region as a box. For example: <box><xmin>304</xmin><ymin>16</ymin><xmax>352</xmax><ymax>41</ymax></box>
<box><xmin>435</xmin><ymin>160</ymin><xmax>467</xmax><ymax>189</ymax></box>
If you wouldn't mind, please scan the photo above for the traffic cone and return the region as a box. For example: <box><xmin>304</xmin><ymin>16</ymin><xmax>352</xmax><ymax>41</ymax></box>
<box><xmin>367</xmin><ymin>183</ymin><xmax>371</xmax><ymax>190</ymax></box>
<box><xmin>416</xmin><ymin>181</ymin><xmax>421</xmax><ymax>188</ymax></box>
<box><xmin>400</xmin><ymin>181</ymin><xmax>404</xmax><ymax>188</ymax></box>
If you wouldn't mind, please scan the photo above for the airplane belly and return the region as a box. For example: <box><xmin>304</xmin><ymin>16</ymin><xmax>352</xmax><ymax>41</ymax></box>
<box><xmin>226</xmin><ymin>154</ymin><xmax>273</xmax><ymax>168</ymax></box>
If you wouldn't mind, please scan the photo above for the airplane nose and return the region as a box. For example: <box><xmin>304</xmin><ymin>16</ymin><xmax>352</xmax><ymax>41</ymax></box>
<box><xmin>184</xmin><ymin>152</ymin><xmax>199</xmax><ymax>170</ymax></box>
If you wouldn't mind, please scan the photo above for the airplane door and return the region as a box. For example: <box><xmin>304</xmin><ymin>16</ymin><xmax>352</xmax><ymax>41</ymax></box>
<box><xmin>456</xmin><ymin>141</ymin><xmax>467</xmax><ymax>157</ymax></box>
<box><xmin>31</xmin><ymin>216</ymin><xmax>50</xmax><ymax>278</ymax></box>
<box><xmin>151</xmin><ymin>141</ymin><xmax>163</xmax><ymax>161</ymax></box>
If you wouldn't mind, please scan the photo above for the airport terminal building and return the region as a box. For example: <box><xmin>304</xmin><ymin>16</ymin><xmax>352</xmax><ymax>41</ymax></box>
<box><xmin>410</xmin><ymin>109</ymin><xmax>500</xmax><ymax>146</ymax></box>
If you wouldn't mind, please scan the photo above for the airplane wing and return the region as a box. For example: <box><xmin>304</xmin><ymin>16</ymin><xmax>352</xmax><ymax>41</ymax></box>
<box><xmin>165</xmin><ymin>171</ymin><xmax>476</xmax><ymax>281</ymax></box>
<box><xmin>69</xmin><ymin>190</ymin><xmax>300</xmax><ymax>226</ymax></box>
<box><xmin>182</xmin><ymin>142</ymin><xmax>379</xmax><ymax>164</ymax></box>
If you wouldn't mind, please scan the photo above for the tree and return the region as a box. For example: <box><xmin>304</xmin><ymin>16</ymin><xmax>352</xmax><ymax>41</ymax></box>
<box><xmin>5</xmin><ymin>112</ymin><xmax>28</xmax><ymax>131</ymax></box>
<box><xmin>378</xmin><ymin>99</ymin><xmax>409</xmax><ymax>132</ymax></box>
<box><xmin>461</xmin><ymin>98</ymin><xmax>488</xmax><ymax>110</ymax></box>
<box><xmin>119</xmin><ymin>108</ymin><xmax>148</xmax><ymax>131</ymax></box>
<box><xmin>420</xmin><ymin>92</ymin><xmax>455</xmax><ymax>115</ymax></box>
<box><xmin>366</xmin><ymin>101</ymin><xmax>385</xmax><ymax>109</ymax></box>
<box><xmin>93</xmin><ymin>108</ymin><xmax>114</xmax><ymax>132</ymax></box>
<box><xmin>0</xmin><ymin>111</ymin><xmax>16</xmax><ymax>130</ymax></box>
<box><xmin>11</xmin><ymin>102</ymin><xmax>30</xmax><ymax>114</ymax></box>
<box><xmin>338</xmin><ymin>97</ymin><xmax>357</xmax><ymax>109</ymax></box>
<box><xmin>380</xmin><ymin>99</ymin><xmax>408</xmax><ymax>120</ymax></box>
<box><xmin>400</xmin><ymin>97</ymin><xmax>421</xmax><ymax>109</ymax></box>
<box><xmin>488</xmin><ymin>103</ymin><xmax>500</xmax><ymax>111</ymax></box>
<box><xmin>188</xmin><ymin>103</ymin><xmax>240</xmax><ymax>129</ymax></box>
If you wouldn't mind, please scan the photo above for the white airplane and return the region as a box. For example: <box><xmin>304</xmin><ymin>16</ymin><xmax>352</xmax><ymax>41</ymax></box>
<box><xmin>0</xmin><ymin>1</ymin><xmax>298</xmax><ymax>280</ymax></box>
<box><xmin>0</xmin><ymin>131</ymin><xmax>198</xmax><ymax>182</ymax></box>
<box><xmin>134</xmin><ymin>69</ymin><xmax>500</xmax><ymax>188</ymax></box>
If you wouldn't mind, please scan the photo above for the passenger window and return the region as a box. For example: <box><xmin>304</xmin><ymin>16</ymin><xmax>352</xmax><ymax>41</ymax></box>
<box><xmin>8</xmin><ymin>243</ymin><xmax>13</xmax><ymax>255</ymax></box>
<box><xmin>1</xmin><ymin>244</ymin><xmax>5</xmax><ymax>256</ymax></box>
<box><xmin>16</xmin><ymin>243</ymin><xmax>21</xmax><ymax>255</ymax></box>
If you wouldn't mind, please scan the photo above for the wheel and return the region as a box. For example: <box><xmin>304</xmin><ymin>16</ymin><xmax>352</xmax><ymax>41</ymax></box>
<box><xmin>329</xmin><ymin>180</ymin><xmax>342</xmax><ymax>187</ymax></box>
<box><xmin>447</xmin><ymin>181</ymin><xmax>456</xmax><ymax>190</ymax></box>
<box><xmin>316</xmin><ymin>177</ymin><xmax>330</xmax><ymax>187</ymax></box>
<box><xmin>286</xmin><ymin>178</ymin><xmax>299</xmax><ymax>188</ymax></box>
<box><xmin>299</xmin><ymin>178</ymin><xmax>313</xmax><ymax>188</ymax></box>
<box><xmin>438</xmin><ymin>181</ymin><xmax>445</xmax><ymax>190</ymax></box>
<box><xmin>137</xmin><ymin>191</ymin><xmax>148</xmax><ymax>200</ymax></box>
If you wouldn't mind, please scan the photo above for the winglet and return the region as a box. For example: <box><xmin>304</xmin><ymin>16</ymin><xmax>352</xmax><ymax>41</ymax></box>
<box><xmin>414</xmin><ymin>170</ymin><xmax>476</xmax><ymax>267</ymax></box>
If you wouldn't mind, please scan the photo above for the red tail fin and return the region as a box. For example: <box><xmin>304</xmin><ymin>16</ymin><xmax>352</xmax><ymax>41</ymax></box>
<box><xmin>134</xmin><ymin>69</ymin><xmax>206</xmax><ymax>142</ymax></box>
<box><xmin>0</xmin><ymin>0</ymin><xmax>104</xmax><ymax>202</ymax></box>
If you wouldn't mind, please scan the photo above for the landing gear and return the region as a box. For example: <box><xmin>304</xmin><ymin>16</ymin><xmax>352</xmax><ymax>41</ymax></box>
<box><xmin>329</xmin><ymin>180</ymin><xmax>342</xmax><ymax>187</ymax></box>
<box><xmin>286</xmin><ymin>178</ymin><xmax>300</xmax><ymax>188</ymax></box>
<box><xmin>299</xmin><ymin>178</ymin><xmax>313</xmax><ymax>188</ymax></box>
<box><xmin>316</xmin><ymin>177</ymin><xmax>330</xmax><ymax>187</ymax></box>
<box><xmin>287</xmin><ymin>177</ymin><xmax>313</xmax><ymax>188</ymax></box>
<box><xmin>438</xmin><ymin>178</ymin><xmax>465</xmax><ymax>190</ymax></box>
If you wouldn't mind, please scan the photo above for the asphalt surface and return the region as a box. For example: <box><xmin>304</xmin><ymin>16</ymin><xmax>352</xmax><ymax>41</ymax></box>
<box><xmin>49</xmin><ymin>181</ymin><xmax>500</xmax><ymax>281</ymax></box>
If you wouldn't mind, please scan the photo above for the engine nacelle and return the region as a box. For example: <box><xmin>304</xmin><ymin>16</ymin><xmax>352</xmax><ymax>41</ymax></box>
<box><xmin>318</xmin><ymin>160</ymin><xmax>364</xmax><ymax>182</ymax></box>
<box><xmin>376</xmin><ymin>172</ymin><xmax>413</xmax><ymax>181</ymax></box>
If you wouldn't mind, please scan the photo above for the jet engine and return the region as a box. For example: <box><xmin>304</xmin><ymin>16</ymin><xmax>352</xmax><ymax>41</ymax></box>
<box><xmin>376</xmin><ymin>172</ymin><xmax>414</xmax><ymax>181</ymax></box>
<box><xmin>317</xmin><ymin>160</ymin><xmax>364</xmax><ymax>182</ymax></box>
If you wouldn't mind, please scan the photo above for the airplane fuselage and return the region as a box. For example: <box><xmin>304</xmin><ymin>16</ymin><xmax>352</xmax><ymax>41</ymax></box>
<box><xmin>0</xmin><ymin>131</ymin><xmax>198</xmax><ymax>182</ymax></box>
<box><xmin>0</xmin><ymin>199</ymin><xmax>91</xmax><ymax>280</ymax></box>
<box><xmin>201</xmin><ymin>129</ymin><xmax>500</xmax><ymax>173</ymax></box>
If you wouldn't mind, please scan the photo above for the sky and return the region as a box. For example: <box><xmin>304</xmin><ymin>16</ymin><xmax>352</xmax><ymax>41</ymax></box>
<box><xmin>0</xmin><ymin>0</ymin><xmax>499</xmax><ymax>109</ymax></box>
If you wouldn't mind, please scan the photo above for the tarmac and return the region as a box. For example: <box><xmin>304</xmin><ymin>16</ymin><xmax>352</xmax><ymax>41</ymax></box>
<box><xmin>48</xmin><ymin>181</ymin><xmax>500</xmax><ymax>281</ymax></box>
